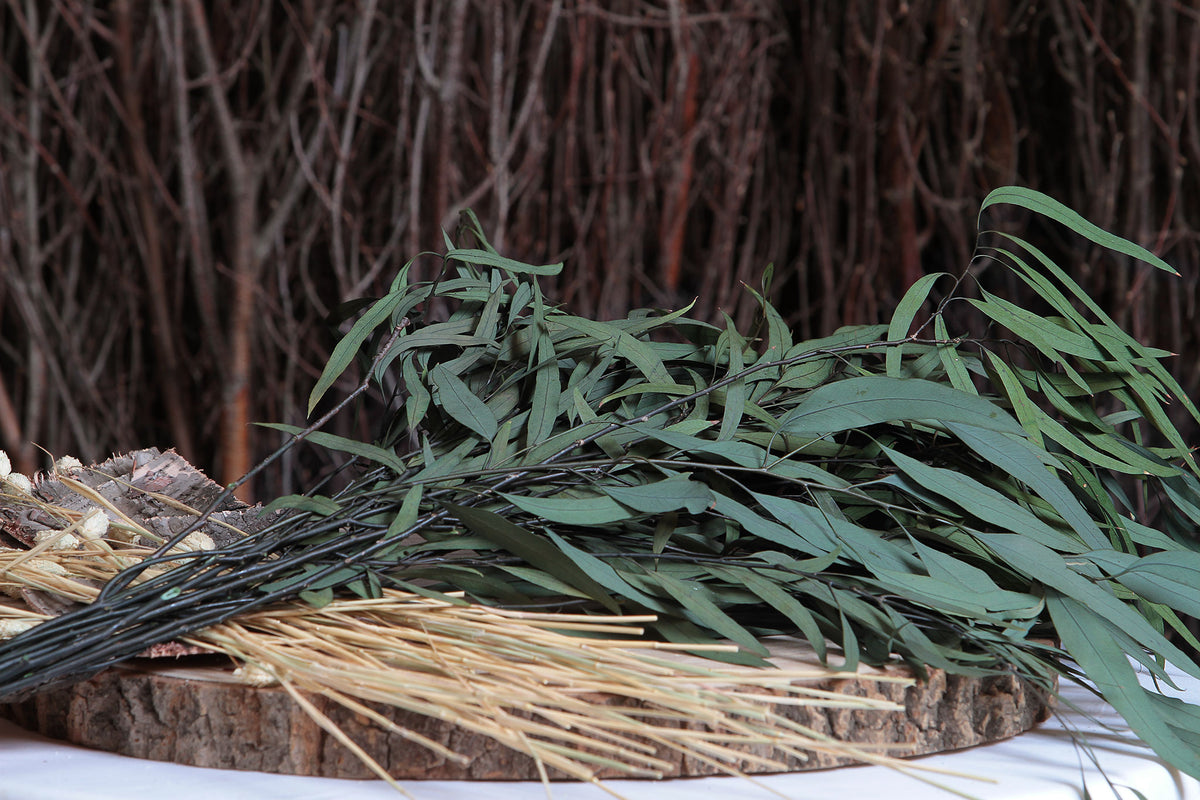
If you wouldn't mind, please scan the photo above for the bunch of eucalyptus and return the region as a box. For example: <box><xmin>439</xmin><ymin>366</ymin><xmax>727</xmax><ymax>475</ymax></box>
<box><xmin>2</xmin><ymin>187</ymin><xmax>1200</xmax><ymax>781</ymax></box>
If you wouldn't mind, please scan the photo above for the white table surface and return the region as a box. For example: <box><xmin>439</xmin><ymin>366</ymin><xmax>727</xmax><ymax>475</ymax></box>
<box><xmin>2</xmin><ymin>662</ymin><xmax>1197</xmax><ymax>800</ymax></box>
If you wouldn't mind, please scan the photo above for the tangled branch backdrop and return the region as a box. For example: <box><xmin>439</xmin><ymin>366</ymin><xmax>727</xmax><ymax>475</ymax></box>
<box><xmin>1</xmin><ymin>0</ymin><xmax>1198</xmax><ymax>504</ymax></box>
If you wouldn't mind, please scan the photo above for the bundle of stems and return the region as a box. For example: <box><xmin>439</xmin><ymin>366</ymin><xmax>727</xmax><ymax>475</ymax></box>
<box><xmin>3</xmin><ymin>187</ymin><xmax>1200</xmax><ymax>787</ymax></box>
<box><xmin>2</xmin><ymin>532</ymin><xmax>937</xmax><ymax>790</ymax></box>
<box><xmin>193</xmin><ymin>592</ymin><xmax>924</xmax><ymax>787</ymax></box>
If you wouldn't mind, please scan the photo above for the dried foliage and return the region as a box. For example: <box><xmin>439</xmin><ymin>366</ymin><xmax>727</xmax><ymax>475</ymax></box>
<box><xmin>1</xmin><ymin>0</ymin><xmax>1198</xmax><ymax>507</ymax></box>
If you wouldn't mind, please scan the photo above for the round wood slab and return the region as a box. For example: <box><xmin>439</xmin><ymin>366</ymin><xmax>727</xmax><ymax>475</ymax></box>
<box><xmin>0</xmin><ymin>639</ymin><xmax>1053</xmax><ymax>781</ymax></box>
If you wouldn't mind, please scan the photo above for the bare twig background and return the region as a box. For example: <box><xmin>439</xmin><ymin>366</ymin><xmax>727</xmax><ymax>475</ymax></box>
<box><xmin>1</xmin><ymin>0</ymin><xmax>1197</xmax><ymax>501</ymax></box>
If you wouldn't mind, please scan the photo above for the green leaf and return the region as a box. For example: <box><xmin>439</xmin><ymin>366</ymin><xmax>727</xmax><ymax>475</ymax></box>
<box><xmin>1086</xmin><ymin>550</ymin><xmax>1200</xmax><ymax>619</ymax></box>
<box><xmin>711</xmin><ymin>564</ymin><xmax>828</xmax><ymax>661</ymax></box>
<box><xmin>604</xmin><ymin>475</ymin><xmax>713</xmax><ymax>515</ymax></box>
<box><xmin>502</xmin><ymin>491</ymin><xmax>630</xmax><ymax>525</ymax></box>
<box><xmin>1122</xmin><ymin>516</ymin><xmax>1197</xmax><ymax>553</ymax></box>
<box><xmin>837</xmin><ymin>609</ymin><xmax>860</xmax><ymax>673</ymax></box>
<box><xmin>785</xmin><ymin>324</ymin><xmax>889</xmax><ymax>358</ymax></box>
<box><xmin>970</xmin><ymin>292</ymin><xmax>1105</xmax><ymax>376</ymax></box>
<box><xmin>1048</xmin><ymin>592</ymin><xmax>1200</xmax><ymax>781</ymax></box>
<box><xmin>883</xmin><ymin>445</ymin><xmax>1088</xmax><ymax>553</ymax></box>
<box><xmin>779</xmin><ymin>375</ymin><xmax>1027</xmax><ymax>437</ymax></box>
<box><xmin>497</xmin><ymin>566</ymin><xmax>595</xmax><ymax>600</ymax></box>
<box><xmin>652</xmin><ymin>512</ymin><xmax>678</xmax><ymax>555</ymax></box>
<box><xmin>309</xmin><ymin>290</ymin><xmax>405</xmax><ymax>415</ymax></box>
<box><xmin>980</xmin><ymin>187</ymin><xmax>1178</xmax><ymax>275</ymax></box>
<box><xmin>373</xmin><ymin>322</ymin><xmax>493</xmax><ymax>383</ymax></box>
<box><xmin>401</xmin><ymin>355</ymin><xmax>431</xmax><ymax>433</ymax></box>
<box><xmin>1030</xmin><ymin>409</ymin><xmax>1156</xmax><ymax>475</ymax></box>
<box><xmin>446</xmin><ymin>247</ymin><xmax>563</xmax><ymax>276</ymax></box>
<box><xmin>472</xmin><ymin>285</ymin><xmax>505</xmax><ymax>341</ymax></box>
<box><xmin>934</xmin><ymin>315</ymin><xmax>976</xmax><ymax>394</ymax></box>
<box><xmin>653</xmin><ymin>619</ymin><xmax>769</xmax><ymax>666</ymax></box>
<box><xmin>553</xmin><ymin>316</ymin><xmax>672</xmax><ymax>384</ymax></box>
<box><xmin>430</xmin><ymin>363</ymin><xmax>498</xmax><ymax>440</ymax></box>
<box><xmin>908</xmin><ymin>537</ymin><xmax>1043</xmax><ymax>616</ymax></box>
<box><xmin>599</xmin><ymin>382</ymin><xmax>696</xmax><ymax>406</ymax></box>
<box><xmin>526</xmin><ymin>333</ymin><xmax>561</xmax><ymax>447</ymax></box>
<box><xmin>258</xmin><ymin>564</ymin><xmax>322</xmax><ymax>594</ymax></box>
<box><xmin>299</xmin><ymin>587</ymin><xmax>335</xmax><ymax>609</ymax></box>
<box><xmin>710</xmin><ymin>493</ymin><xmax>829</xmax><ymax>556</ymax></box>
<box><xmin>982</xmin><ymin>351</ymin><xmax>1044</xmax><ymax>446</ymax></box>
<box><xmin>744</xmin><ymin>279</ymin><xmax>792</xmax><ymax>372</ymax></box>
<box><xmin>384</xmin><ymin>484</ymin><xmax>424</xmax><ymax>540</ymax></box>
<box><xmin>542</xmin><ymin>531</ymin><xmax>667</xmax><ymax>611</ymax></box>
<box><xmin>648</xmin><ymin>570</ymin><xmax>767</xmax><ymax>655</ymax></box>
<box><xmin>982</xmin><ymin>533</ymin><xmax>1200</xmax><ymax>679</ymax></box>
<box><xmin>442</xmin><ymin>501</ymin><xmax>619</xmax><ymax>612</ymax></box>
<box><xmin>258</xmin><ymin>494</ymin><xmax>342</xmax><ymax>517</ymax></box>
<box><xmin>717</xmin><ymin>314</ymin><xmax>747</xmax><ymax>441</ymax></box>
<box><xmin>486</xmin><ymin>419</ymin><xmax>515</xmax><ymax>468</ymax></box>
<box><xmin>871</xmin><ymin>568</ymin><xmax>1028</xmax><ymax>621</ymax></box>
<box><xmin>886</xmin><ymin>272</ymin><xmax>944</xmax><ymax>377</ymax></box>
<box><xmin>945</xmin><ymin>422</ymin><xmax>1109</xmax><ymax>550</ymax></box>
<box><xmin>994</xmin><ymin>230</ymin><xmax>1200</xmax><ymax>446</ymax></box>
<box><xmin>410</xmin><ymin>437</ymin><xmax>481</xmax><ymax>484</ymax></box>
<box><xmin>258</xmin><ymin>423</ymin><xmax>406</xmax><ymax>473</ymax></box>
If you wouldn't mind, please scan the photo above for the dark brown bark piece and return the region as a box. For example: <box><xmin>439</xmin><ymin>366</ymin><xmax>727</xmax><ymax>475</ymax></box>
<box><xmin>0</xmin><ymin>639</ymin><xmax>1053</xmax><ymax>781</ymax></box>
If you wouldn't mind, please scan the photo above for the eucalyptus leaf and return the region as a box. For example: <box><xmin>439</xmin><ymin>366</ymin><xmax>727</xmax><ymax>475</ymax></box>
<box><xmin>648</xmin><ymin>570</ymin><xmax>768</xmax><ymax>656</ymax></box>
<box><xmin>603</xmin><ymin>476</ymin><xmax>713</xmax><ymax>515</ymax></box>
<box><xmin>308</xmin><ymin>290</ymin><xmax>404</xmax><ymax>415</ymax></box>
<box><xmin>1048</xmin><ymin>593</ymin><xmax>1200</xmax><ymax>779</ymax></box>
<box><xmin>502</xmin><ymin>491</ymin><xmax>630</xmax><ymax>526</ymax></box>
<box><xmin>431</xmin><ymin>363</ymin><xmax>499</xmax><ymax>441</ymax></box>
<box><xmin>886</xmin><ymin>272</ymin><xmax>944</xmax><ymax>377</ymax></box>
<box><xmin>980</xmin><ymin>187</ymin><xmax>1178</xmax><ymax>274</ymax></box>
<box><xmin>443</xmin><ymin>501</ymin><xmax>619</xmax><ymax>612</ymax></box>
<box><xmin>258</xmin><ymin>423</ymin><xmax>406</xmax><ymax>473</ymax></box>
<box><xmin>779</xmin><ymin>375</ymin><xmax>1027</xmax><ymax>437</ymax></box>
<box><xmin>447</xmin><ymin>247</ymin><xmax>563</xmax><ymax>276</ymax></box>
<box><xmin>258</xmin><ymin>493</ymin><xmax>343</xmax><ymax>517</ymax></box>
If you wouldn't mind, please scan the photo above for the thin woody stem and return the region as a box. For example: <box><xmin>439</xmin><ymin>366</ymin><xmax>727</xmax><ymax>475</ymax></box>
<box><xmin>98</xmin><ymin>318</ymin><xmax>410</xmax><ymax>601</ymax></box>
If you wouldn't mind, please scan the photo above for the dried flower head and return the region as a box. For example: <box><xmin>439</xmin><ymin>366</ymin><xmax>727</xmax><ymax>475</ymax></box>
<box><xmin>78</xmin><ymin>509</ymin><xmax>110</xmax><ymax>541</ymax></box>
<box><xmin>0</xmin><ymin>619</ymin><xmax>39</xmax><ymax>639</ymax></box>
<box><xmin>33</xmin><ymin>530</ymin><xmax>80</xmax><ymax>550</ymax></box>
<box><xmin>171</xmin><ymin>531</ymin><xmax>215</xmax><ymax>553</ymax></box>
<box><xmin>53</xmin><ymin>455</ymin><xmax>83</xmax><ymax>473</ymax></box>
<box><xmin>3</xmin><ymin>473</ymin><xmax>32</xmax><ymax>495</ymax></box>
<box><xmin>232</xmin><ymin>663</ymin><xmax>279</xmax><ymax>687</ymax></box>
<box><xmin>0</xmin><ymin>451</ymin><xmax>10</xmax><ymax>479</ymax></box>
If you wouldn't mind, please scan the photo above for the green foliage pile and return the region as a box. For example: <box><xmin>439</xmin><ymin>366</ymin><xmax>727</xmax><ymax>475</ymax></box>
<box><xmin>3</xmin><ymin>187</ymin><xmax>1200</xmax><ymax>780</ymax></box>
<box><xmin>284</xmin><ymin>187</ymin><xmax>1200</xmax><ymax>778</ymax></box>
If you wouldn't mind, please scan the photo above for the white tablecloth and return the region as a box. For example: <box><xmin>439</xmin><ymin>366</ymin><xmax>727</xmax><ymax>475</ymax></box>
<box><xmin>2</xmin><ymin>663</ymin><xmax>1197</xmax><ymax>800</ymax></box>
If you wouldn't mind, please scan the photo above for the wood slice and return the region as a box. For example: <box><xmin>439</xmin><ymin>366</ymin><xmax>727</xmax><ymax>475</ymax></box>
<box><xmin>0</xmin><ymin>639</ymin><xmax>1053</xmax><ymax>781</ymax></box>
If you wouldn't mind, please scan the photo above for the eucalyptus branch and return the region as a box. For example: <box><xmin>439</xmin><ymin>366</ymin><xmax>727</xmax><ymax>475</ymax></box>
<box><xmin>98</xmin><ymin>318</ymin><xmax>411</xmax><ymax>601</ymax></box>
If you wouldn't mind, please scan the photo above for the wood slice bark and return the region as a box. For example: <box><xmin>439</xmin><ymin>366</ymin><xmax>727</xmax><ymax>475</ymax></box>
<box><xmin>0</xmin><ymin>639</ymin><xmax>1053</xmax><ymax>781</ymax></box>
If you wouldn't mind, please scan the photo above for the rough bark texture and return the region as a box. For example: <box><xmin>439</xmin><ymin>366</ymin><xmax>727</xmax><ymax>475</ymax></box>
<box><xmin>0</xmin><ymin>448</ymin><xmax>269</xmax><ymax>552</ymax></box>
<box><xmin>0</xmin><ymin>448</ymin><xmax>274</xmax><ymax>658</ymax></box>
<box><xmin>0</xmin><ymin>640</ymin><xmax>1053</xmax><ymax>780</ymax></box>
